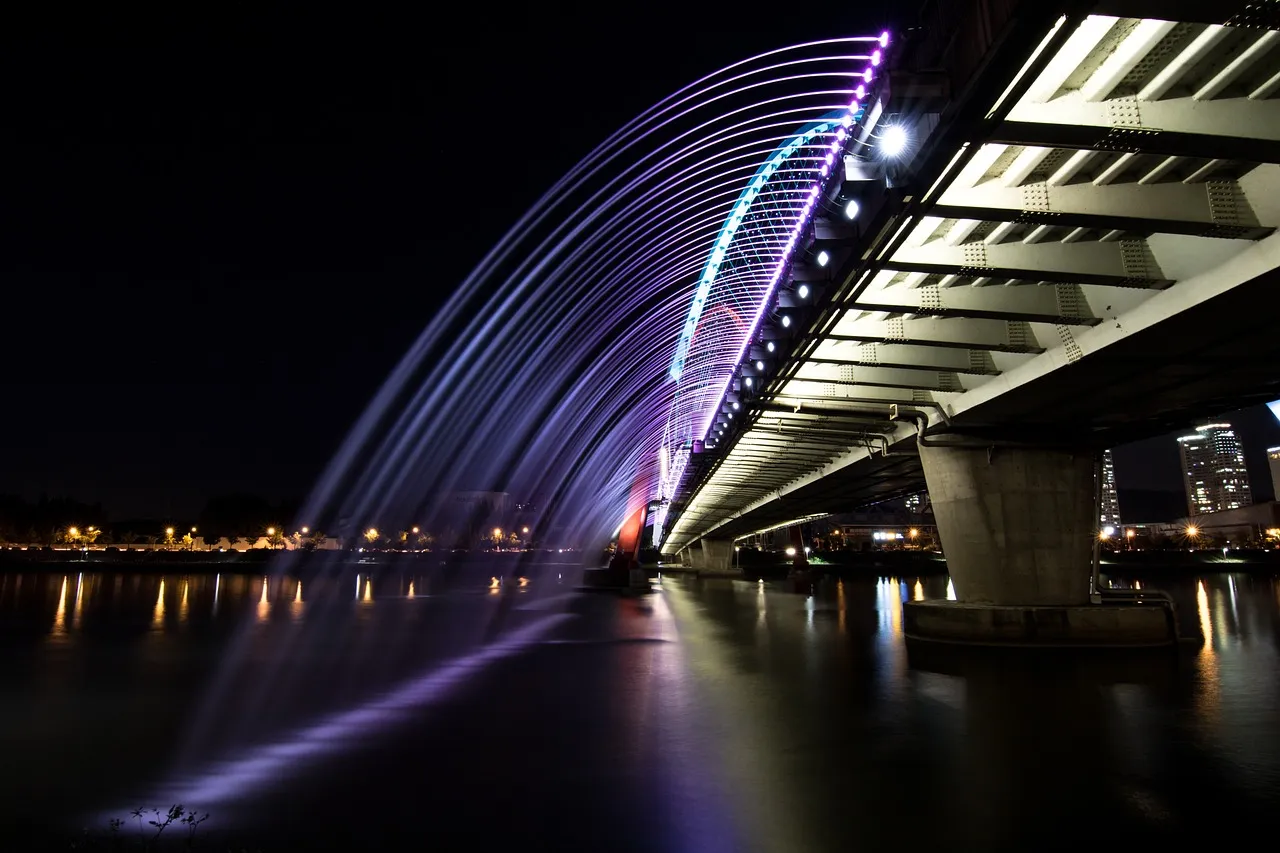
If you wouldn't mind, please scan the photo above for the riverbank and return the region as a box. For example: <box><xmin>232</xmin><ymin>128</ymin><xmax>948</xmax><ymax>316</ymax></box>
<box><xmin>0</xmin><ymin>548</ymin><xmax>593</xmax><ymax>574</ymax></box>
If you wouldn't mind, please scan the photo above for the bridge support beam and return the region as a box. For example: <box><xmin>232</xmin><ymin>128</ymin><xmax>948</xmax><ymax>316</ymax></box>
<box><xmin>906</xmin><ymin>442</ymin><xmax>1174</xmax><ymax>646</ymax></box>
<box><xmin>699</xmin><ymin>538</ymin><xmax>735</xmax><ymax>573</ymax></box>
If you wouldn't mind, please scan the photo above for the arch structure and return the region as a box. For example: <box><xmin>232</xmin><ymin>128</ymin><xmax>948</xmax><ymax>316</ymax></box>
<box><xmin>641</xmin><ymin>36</ymin><xmax>891</xmax><ymax>544</ymax></box>
<box><xmin>660</xmin><ymin>2</ymin><xmax>1280</xmax><ymax>556</ymax></box>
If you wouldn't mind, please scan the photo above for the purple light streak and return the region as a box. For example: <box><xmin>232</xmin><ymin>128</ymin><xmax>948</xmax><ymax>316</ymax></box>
<box><xmin>283</xmin><ymin>41</ymin><xmax>886</xmax><ymax>550</ymax></box>
<box><xmin>100</xmin><ymin>612</ymin><xmax>575</xmax><ymax>814</ymax></box>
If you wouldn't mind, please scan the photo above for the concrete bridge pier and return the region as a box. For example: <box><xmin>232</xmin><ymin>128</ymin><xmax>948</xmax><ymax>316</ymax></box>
<box><xmin>699</xmin><ymin>538</ymin><xmax>735</xmax><ymax>573</ymax></box>
<box><xmin>906</xmin><ymin>442</ymin><xmax>1174</xmax><ymax>646</ymax></box>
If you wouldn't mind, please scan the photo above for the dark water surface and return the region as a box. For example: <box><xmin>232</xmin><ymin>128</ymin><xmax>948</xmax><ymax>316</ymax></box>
<box><xmin>1</xmin><ymin>563</ymin><xmax>1277</xmax><ymax>850</ymax></box>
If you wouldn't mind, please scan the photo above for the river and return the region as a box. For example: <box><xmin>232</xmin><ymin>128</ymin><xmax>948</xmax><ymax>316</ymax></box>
<box><xmin>1</xmin><ymin>563</ymin><xmax>1276</xmax><ymax>850</ymax></box>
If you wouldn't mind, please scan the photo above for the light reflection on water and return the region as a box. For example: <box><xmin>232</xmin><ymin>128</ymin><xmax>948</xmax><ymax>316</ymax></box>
<box><xmin>0</xmin><ymin>565</ymin><xmax>1277</xmax><ymax>846</ymax></box>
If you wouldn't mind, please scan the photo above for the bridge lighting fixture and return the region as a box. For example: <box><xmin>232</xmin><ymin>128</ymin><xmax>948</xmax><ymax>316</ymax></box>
<box><xmin>781</xmin><ymin>315</ymin><xmax>791</xmax><ymax>328</ymax></box>
<box><xmin>855</xmin><ymin>84</ymin><xmax>866</xmax><ymax>99</ymax></box>
<box><xmin>863</xmin><ymin>68</ymin><xmax>873</xmax><ymax>83</ymax></box>
<box><xmin>755</xmin><ymin>360</ymin><xmax>765</xmax><ymax>371</ymax></box>
<box><xmin>871</xmin><ymin>49</ymin><xmax>881</xmax><ymax>66</ymax></box>
<box><xmin>881</xmin><ymin>125</ymin><xmax>909</xmax><ymax>157</ymax></box>
<box><xmin>880</xmin><ymin>30</ymin><xmax>889</xmax><ymax>47</ymax></box>
<box><xmin>766</xmin><ymin>341</ymin><xmax>775</xmax><ymax>352</ymax></box>
<box><xmin>745</xmin><ymin>377</ymin><xmax>753</xmax><ymax>388</ymax></box>
<box><xmin>844</xmin><ymin>199</ymin><xmax>860</xmax><ymax>220</ymax></box>
<box><xmin>798</xmin><ymin>284</ymin><xmax>810</xmax><ymax>299</ymax></box>
<box><xmin>732</xmin><ymin>401</ymin><xmax>739</xmax><ymax>410</ymax></box>
<box><xmin>816</xmin><ymin>250</ymin><xmax>830</xmax><ymax>267</ymax></box>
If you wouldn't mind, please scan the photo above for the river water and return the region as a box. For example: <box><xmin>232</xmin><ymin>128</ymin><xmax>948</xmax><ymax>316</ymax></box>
<box><xmin>0</xmin><ymin>563</ymin><xmax>1277</xmax><ymax>850</ymax></box>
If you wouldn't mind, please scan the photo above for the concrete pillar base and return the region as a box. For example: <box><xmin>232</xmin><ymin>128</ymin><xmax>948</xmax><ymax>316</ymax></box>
<box><xmin>920</xmin><ymin>442</ymin><xmax>1094</xmax><ymax>606</ymax></box>
<box><xmin>903</xmin><ymin>600</ymin><xmax>1176</xmax><ymax>647</ymax></box>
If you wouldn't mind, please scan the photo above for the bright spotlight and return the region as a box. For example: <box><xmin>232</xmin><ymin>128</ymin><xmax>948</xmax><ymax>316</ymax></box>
<box><xmin>732</xmin><ymin>401</ymin><xmax>739</xmax><ymax>410</ymax></box>
<box><xmin>816</xmin><ymin>250</ymin><xmax>830</xmax><ymax>267</ymax></box>
<box><xmin>766</xmin><ymin>341</ymin><xmax>775</xmax><ymax>352</ymax></box>
<box><xmin>798</xmin><ymin>284</ymin><xmax>810</xmax><ymax>298</ymax></box>
<box><xmin>881</xmin><ymin>125</ymin><xmax>909</xmax><ymax>157</ymax></box>
<box><xmin>781</xmin><ymin>315</ymin><xmax>791</xmax><ymax>328</ymax></box>
<box><xmin>745</xmin><ymin>377</ymin><xmax>753</xmax><ymax>388</ymax></box>
<box><xmin>785</xmin><ymin>546</ymin><xmax>797</xmax><ymax>557</ymax></box>
<box><xmin>755</xmin><ymin>360</ymin><xmax>764</xmax><ymax>371</ymax></box>
<box><xmin>844</xmin><ymin>199</ymin><xmax>860</xmax><ymax>220</ymax></box>
<box><xmin>1103</xmin><ymin>526</ymin><xmax>1116</xmax><ymax>537</ymax></box>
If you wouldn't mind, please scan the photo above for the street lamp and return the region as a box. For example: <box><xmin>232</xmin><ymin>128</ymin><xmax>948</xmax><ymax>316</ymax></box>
<box><xmin>411</xmin><ymin>526</ymin><xmax>419</xmax><ymax>535</ymax></box>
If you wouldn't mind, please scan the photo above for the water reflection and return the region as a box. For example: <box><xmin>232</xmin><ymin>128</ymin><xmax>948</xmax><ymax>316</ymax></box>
<box><xmin>72</xmin><ymin>573</ymin><xmax>84</xmax><ymax>628</ymax></box>
<box><xmin>1</xmin><ymin>565</ymin><xmax>1276</xmax><ymax>847</ymax></box>
<box><xmin>407</xmin><ymin>580</ymin><xmax>415</xmax><ymax>598</ymax></box>
<box><xmin>257</xmin><ymin>576</ymin><xmax>270</xmax><ymax>622</ymax></box>
<box><xmin>151</xmin><ymin>578</ymin><xmax>165</xmax><ymax>630</ymax></box>
<box><xmin>51</xmin><ymin>575</ymin><xmax>68</xmax><ymax>639</ymax></box>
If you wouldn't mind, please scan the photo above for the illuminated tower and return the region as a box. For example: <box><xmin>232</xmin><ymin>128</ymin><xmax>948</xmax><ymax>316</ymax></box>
<box><xmin>1100</xmin><ymin>450</ymin><xmax>1121</xmax><ymax>530</ymax></box>
<box><xmin>1176</xmin><ymin>423</ymin><xmax>1252</xmax><ymax>516</ymax></box>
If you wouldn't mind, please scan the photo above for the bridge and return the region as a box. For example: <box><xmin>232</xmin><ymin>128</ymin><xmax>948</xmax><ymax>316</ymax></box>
<box><xmin>650</xmin><ymin>0</ymin><xmax>1280</xmax><ymax>644</ymax></box>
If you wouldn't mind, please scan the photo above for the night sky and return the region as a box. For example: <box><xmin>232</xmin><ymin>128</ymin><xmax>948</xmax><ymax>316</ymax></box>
<box><xmin>2</xmin><ymin>6</ymin><xmax>1277</xmax><ymax>521</ymax></box>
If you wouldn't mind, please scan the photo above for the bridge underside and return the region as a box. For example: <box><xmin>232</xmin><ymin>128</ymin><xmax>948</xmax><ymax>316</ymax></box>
<box><xmin>663</xmin><ymin>2</ymin><xmax>1280</xmax><ymax>568</ymax></box>
<box><xmin>679</xmin><ymin>255</ymin><xmax>1280</xmax><ymax>542</ymax></box>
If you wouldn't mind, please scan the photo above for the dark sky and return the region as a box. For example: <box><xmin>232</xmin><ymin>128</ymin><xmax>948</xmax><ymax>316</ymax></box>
<box><xmin>1</xmin><ymin>5</ymin><xmax>891</xmax><ymax>520</ymax></box>
<box><xmin>2</xmin><ymin>6</ymin><xmax>1276</xmax><ymax>521</ymax></box>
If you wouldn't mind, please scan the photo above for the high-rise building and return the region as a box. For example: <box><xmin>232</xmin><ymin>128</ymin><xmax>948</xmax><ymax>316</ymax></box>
<box><xmin>904</xmin><ymin>492</ymin><xmax>925</xmax><ymax>514</ymax></box>
<box><xmin>1100</xmin><ymin>449</ymin><xmax>1121</xmax><ymax>530</ymax></box>
<box><xmin>1176</xmin><ymin>424</ymin><xmax>1252</xmax><ymax>516</ymax></box>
